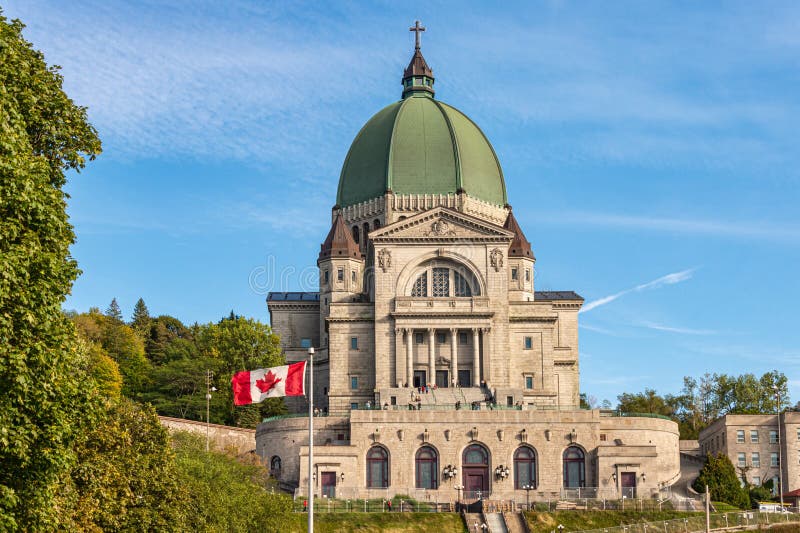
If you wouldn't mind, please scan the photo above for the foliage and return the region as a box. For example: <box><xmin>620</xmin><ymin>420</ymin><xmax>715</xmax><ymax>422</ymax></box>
<box><xmin>171</xmin><ymin>431</ymin><xmax>293</xmax><ymax>532</ymax></box>
<box><xmin>0</xmin><ymin>11</ymin><xmax>101</xmax><ymax>530</ymax></box>
<box><xmin>140</xmin><ymin>357</ymin><xmax>226</xmax><ymax>421</ymax></box>
<box><xmin>693</xmin><ymin>453</ymin><xmax>749</xmax><ymax>509</ymax></box>
<box><xmin>524</xmin><ymin>511</ymin><xmax>703</xmax><ymax>533</ymax></box>
<box><xmin>144</xmin><ymin>314</ymin><xmax>197</xmax><ymax>364</ymax></box>
<box><xmin>748</xmin><ymin>482</ymin><xmax>774</xmax><ymax>508</ymax></box>
<box><xmin>60</xmin><ymin>399</ymin><xmax>192</xmax><ymax>532</ymax></box>
<box><xmin>282</xmin><ymin>513</ymin><xmax>468</xmax><ymax>533</ymax></box>
<box><xmin>131</xmin><ymin>297</ymin><xmax>150</xmax><ymax>332</ymax></box>
<box><xmin>105</xmin><ymin>297</ymin><xmax>123</xmax><ymax>322</ymax></box>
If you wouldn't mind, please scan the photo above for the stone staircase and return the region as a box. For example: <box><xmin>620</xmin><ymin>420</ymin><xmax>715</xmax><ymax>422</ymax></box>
<box><xmin>484</xmin><ymin>512</ymin><xmax>509</xmax><ymax>533</ymax></box>
<box><xmin>463</xmin><ymin>512</ymin><xmax>486</xmax><ymax>532</ymax></box>
<box><xmin>502</xmin><ymin>512</ymin><xmax>528</xmax><ymax>533</ymax></box>
<box><xmin>379</xmin><ymin>386</ymin><xmax>489</xmax><ymax>410</ymax></box>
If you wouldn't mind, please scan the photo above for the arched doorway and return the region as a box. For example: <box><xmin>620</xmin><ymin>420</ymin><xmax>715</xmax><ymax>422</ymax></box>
<box><xmin>462</xmin><ymin>443</ymin><xmax>490</xmax><ymax>498</ymax></box>
<box><xmin>563</xmin><ymin>446</ymin><xmax>585</xmax><ymax>488</ymax></box>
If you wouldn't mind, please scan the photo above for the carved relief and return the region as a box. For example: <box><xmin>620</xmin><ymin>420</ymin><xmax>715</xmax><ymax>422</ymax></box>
<box><xmin>377</xmin><ymin>249</ymin><xmax>392</xmax><ymax>272</ymax></box>
<box><xmin>423</xmin><ymin>218</ymin><xmax>457</xmax><ymax>237</ymax></box>
<box><xmin>490</xmin><ymin>248</ymin><xmax>504</xmax><ymax>271</ymax></box>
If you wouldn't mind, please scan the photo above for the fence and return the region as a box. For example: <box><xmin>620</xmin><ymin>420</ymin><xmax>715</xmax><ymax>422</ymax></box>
<box><xmin>575</xmin><ymin>510</ymin><xmax>800</xmax><ymax>533</ymax></box>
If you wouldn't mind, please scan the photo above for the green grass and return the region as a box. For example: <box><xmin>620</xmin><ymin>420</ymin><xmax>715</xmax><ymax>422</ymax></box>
<box><xmin>524</xmin><ymin>510</ymin><xmax>703</xmax><ymax>533</ymax></box>
<box><xmin>711</xmin><ymin>501</ymin><xmax>741</xmax><ymax>512</ymax></box>
<box><xmin>280</xmin><ymin>512</ymin><xmax>467</xmax><ymax>532</ymax></box>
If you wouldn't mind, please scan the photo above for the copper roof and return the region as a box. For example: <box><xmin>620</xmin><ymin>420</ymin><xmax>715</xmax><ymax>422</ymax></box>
<box><xmin>403</xmin><ymin>49</ymin><xmax>433</xmax><ymax>79</ymax></box>
<box><xmin>503</xmin><ymin>209</ymin><xmax>535</xmax><ymax>259</ymax></box>
<box><xmin>318</xmin><ymin>213</ymin><xmax>362</xmax><ymax>262</ymax></box>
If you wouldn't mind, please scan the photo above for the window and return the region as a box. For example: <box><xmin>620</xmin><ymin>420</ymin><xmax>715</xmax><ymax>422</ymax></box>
<box><xmin>437</xmin><ymin>332</ymin><xmax>446</xmax><ymax>344</ymax></box>
<box><xmin>323</xmin><ymin>387</ymin><xmax>328</xmax><ymax>395</ymax></box>
<box><xmin>352</xmin><ymin>226</ymin><xmax>360</xmax><ymax>243</ymax></box>
<box><xmin>415</xmin><ymin>446</ymin><xmax>439</xmax><ymax>489</ymax></box>
<box><xmin>738</xmin><ymin>453</ymin><xmax>746</xmax><ymax>467</ymax></box>
<box><xmin>772</xmin><ymin>476</ymin><xmax>780</xmax><ymax>495</ymax></box>
<box><xmin>367</xmin><ymin>446</ymin><xmax>389</xmax><ymax>488</ymax></box>
<box><xmin>432</xmin><ymin>267</ymin><xmax>449</xmax><ymax>297</ymax></box>
<box><xmin>752</xmin><ymin>452</ymin><xmax>760</xmax><ymax>467</ymax></box>
<box><xmin>514</xmin><ymin>446</ymin><xmax>537</xmax><ymax>489</ymax></box>
<box><xmin>351</xmin><ymin>271</ymin><xmax>356</xmax><ymax>283</ymax></box>
<box><xmin>390</xmin><ymin>396</ymin><xmax>396</xmax><ymax>406</ymax></box>
<box><xmin>350</xmin><ymin>376</ymin><xmax>358</xmax><ymax>389</ymax></box>
<box><xmin>453</xmin><ymin>270</ymin><xmax>472</xmax><ymax>297</ymax></box>
<box><xmin>350</xmin><ymin>402</ymin><xmax>358</xmax><ymax>410</ymax></box>
<box><xmin>464</xmin><ymin>443</ymin><xmax>489</xmax><ymax>466</ymax></box>
<box><xmin>600</xmin><ymin>434</ymin><xmax>607</xmax><ymax>442</ymax></box>
<box><xmin>270</xmin><ymin>456</ymin><xmax>282</xmax><ymax>478</ymax></box>
<box><xmin>770</xmin><ymin>430</ymin><xmax>779</xmax><ymax>444</ymax></box>
<box><xmin>411</xmin><ymin>272</ymin><xmax>428</xmax><ymax>297</ymax></box>
<box><xmin>736</xmin><ymin>430</ymin><xmax>745</xmax><ymax>443</ymax></box>
<box><xmin>300</xmin><ymin>338</ymin><xmax>312</xmax><ymax>348</ymax></box>
<box><xmin>511</xmin><ymin>267</ymin><xmax>518</xmax><ymax>280</ymax></box>
<box><xmin>563</xmin><ymin>446</ymin><xmax>585</xmax><ymax>488</ymax></box>
<box><xmin>771</xmin><ymin>453</ymin><xmax>779</xmax><ymax>467</ymax></box>
<box><xmin>797</xmin><ymin>429</ymin><xmax>800</xmax><ymax>441</ymax></box>
<box><xmin>507</xmin><ymin>396</ymin><xmax>514</xmax><ymax>406</ymax></box>
<box><xmin>524</xmin><ymin>336</ymin><xmax>533</xmax><ymax>349</ymax></box>
<box><xmin>350</xmin><ymin>337</ymin><xmax>358</xmax><ymax>350</ymax></box>
<box><xmin>525</xmin><ymin>268</ymin><xmax>531</xmax><ymax>282</ymax></box>
<box><xmin>751</xmin><ymin>430</ymin><xmax>759</xmax><ymax>443</ymax></box>
<box><xmin>525</xmin><ymin>376</ymin><xmax>534</xmax><ymax>389</ymax></box>
<box><xmin>373</xmin><ymin>219</ymin><xmax>381</xmax><ymax>230</ymax></box>
<box><xmin>415</xmin><ymin>332</ymin><xmax>424</xmax><ymax>344</ymax></box>
<box><xmin>324</xmin><ymin>270</ymin><xmax>329</xmax><ymax>284</ymax></box>
<box><xmin>337</xmin><ymin>268</ymin><xmax>344</xmax><ymax>282</ymax></box>
<box><xmin>459</xmin><ymin>332</ymin><xmax>468</xmax><ymax>344</ymax></box>
<box><xmin>753</xmin><ymin>475</ymin><xmax>761</xmax><ymax>486</ymax></box>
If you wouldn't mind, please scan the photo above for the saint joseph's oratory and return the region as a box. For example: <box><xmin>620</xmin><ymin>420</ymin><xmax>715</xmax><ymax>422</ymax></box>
<box><xmin>257</xmin><ymin>30</ymin><xmax>680</xmax><ymax>502</ymax></box>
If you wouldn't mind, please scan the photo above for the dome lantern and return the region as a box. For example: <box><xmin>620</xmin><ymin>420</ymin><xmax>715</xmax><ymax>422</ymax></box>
<box><xmin>402</xmin><ymin>20</ymin><xmax>435</xmax><ymax>99</ymax></box>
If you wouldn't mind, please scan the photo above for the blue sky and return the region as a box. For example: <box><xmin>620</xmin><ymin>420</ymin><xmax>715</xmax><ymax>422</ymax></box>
<box><xmin>5</xmin><ymin>0</ymin><xmax>799</xmax><ymax>404</ymax></box>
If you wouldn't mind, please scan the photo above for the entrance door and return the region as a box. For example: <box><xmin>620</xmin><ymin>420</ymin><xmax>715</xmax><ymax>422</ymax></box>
<box><xmin>620</xmin><ymin>472</ymin><xmax>636</xmax><ymax>499</ymax></box>
<box><xmin>413</xmin><ymin>370</ymin><xmax>427</xmax><ymax>388</ymax></box>
<box><xmin>462</xmin><ymin>444</ymin><xmax>490</xmax><ymax>500</ymax></box>
<box><xmin>436</xmin><ymin>370</ymin><xmax>449</xmax><ymax>388</ymax></box>
<box><xmin>458</xmin><ymin>369</ymin><xmax>471</xmax><ymax>386</ymax></box>
<box><xmin>321</xmin><ymin>471</ymin><xmax>336</xmax><ymax>499</ymax></box>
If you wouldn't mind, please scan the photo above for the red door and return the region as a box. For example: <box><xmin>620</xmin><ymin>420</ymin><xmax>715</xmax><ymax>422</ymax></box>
<box><xmin>321</xmin><ymin>471</ymin><xmax>336</xmax><ymax>499</ymax></box>
<box><xmin>621</xmin><ymin>472</ymin><xmax>636</xmax><ymax>498</ymax></box>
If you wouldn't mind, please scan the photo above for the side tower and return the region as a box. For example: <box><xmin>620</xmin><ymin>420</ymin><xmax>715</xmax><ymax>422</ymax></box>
<box><xmin>503</xmin><ymin>209</ymin><xmax>535</xmax><ymax>302</ymax></box>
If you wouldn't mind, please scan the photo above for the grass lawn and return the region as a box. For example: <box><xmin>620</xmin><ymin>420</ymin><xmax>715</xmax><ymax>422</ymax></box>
<box><xmin>711</xmin><ymin>502</ymin><xmax>741</xmax><ymax>512</ymax></box>
<box><xmin>280</xmin><ymin>512</ymin><xmax>467</xmax><ymax>532</ymax></box>
<box><xmin>524</xmin><ymin>510</ymin><xmax>704</xmax><ymax>533</ymax></box>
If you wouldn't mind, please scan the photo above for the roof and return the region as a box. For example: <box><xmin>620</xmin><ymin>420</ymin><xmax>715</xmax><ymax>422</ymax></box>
<box><xmin>503</xmin><ymin>209</ymin><xmax>534</xmax><ymax>259</ymax></box>
<box><xmin>267</xmin><ymin>292</ymin><xmax>320</xmax><ymax>302</ymax></box>
<box><xmin>337</xmin><ymin>96</ymin><xmax>507</xmax><ymax>208</ymax></box>
<box><xmin>534</xmin><ymin>291</ymin><xmax>584</xmax><ymax>301</ymax></box>
<box><xmin>318</xmin><ymin>213</ymin><xmax>362</xmax><ymax>262</ymax></box>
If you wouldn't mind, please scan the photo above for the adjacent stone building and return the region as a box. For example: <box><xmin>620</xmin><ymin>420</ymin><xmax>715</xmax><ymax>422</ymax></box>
<box><xmin>257</xmin><ymin>31</ymin><xmax>680</xmax><ymax>502</ymax></box>
<box><xmin>698</xmin><ymin>413</ymin><xmax>800</xmax><ymax>495</ymax></box>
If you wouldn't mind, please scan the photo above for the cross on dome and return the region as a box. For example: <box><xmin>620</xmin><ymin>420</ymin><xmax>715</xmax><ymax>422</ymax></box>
<box><xmin>409</xmin><ymin>20</ymin><xmax>425</xmax><ymax>50</ymax></box>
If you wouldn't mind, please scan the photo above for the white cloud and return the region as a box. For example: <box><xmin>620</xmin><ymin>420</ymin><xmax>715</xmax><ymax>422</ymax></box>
<box><xmin>580</xmin><ymin>268</ymin><xmax>695</xmax><ymax>314</ymax></box>
<box><xmin>640</xmin><ymin>322</ymin><xmax>716</xmax><ymax>336</ymax></box>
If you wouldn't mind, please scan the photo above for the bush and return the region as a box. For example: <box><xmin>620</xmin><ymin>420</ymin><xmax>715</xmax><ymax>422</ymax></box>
<box><xmin>692</xmin><ymin>453</ymin><xmax>749</xmax><ymax>509</ymax></box>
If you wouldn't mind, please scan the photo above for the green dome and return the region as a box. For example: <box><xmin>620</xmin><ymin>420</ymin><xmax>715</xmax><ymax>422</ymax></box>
<box><xmin>336</xmin><ymin>94</ymin><xmax>507</xmax><ymax>208</ymax></box>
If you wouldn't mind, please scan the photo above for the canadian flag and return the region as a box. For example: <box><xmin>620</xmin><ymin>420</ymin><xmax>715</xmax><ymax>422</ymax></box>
<box><xmin>231</xmin><ymin>361</ymin><xmax>307</xmax><ymax>406</ymax></box>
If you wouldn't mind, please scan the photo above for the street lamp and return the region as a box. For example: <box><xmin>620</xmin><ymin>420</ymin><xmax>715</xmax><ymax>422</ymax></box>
<box><xmin>205</xmin><ymin>369</ymin><xmax>218</xmax><ymax>452</ymax></box>
<box><xmin>454</xmin><ymin>484</ymin><xmax>463</xmax><ymax>509</ymax></box>
<box><xmin>523</xmin><ymin>484</ymin><xmax>534</xmax><ymax>511</ymax></box>
<box><xmin>774</xmin><ymin>385</ymin><xmax>784</xmax><ymax>510</ymax></box>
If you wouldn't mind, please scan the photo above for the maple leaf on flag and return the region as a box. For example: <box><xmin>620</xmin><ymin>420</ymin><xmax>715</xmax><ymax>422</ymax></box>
<box><xmin>255</xmin><ymin>370</ymin><xmax>282</xmax><ymax>394</ymax></box>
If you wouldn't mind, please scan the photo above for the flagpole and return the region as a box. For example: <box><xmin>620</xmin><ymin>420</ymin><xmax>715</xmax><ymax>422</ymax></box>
<box><xmin>308</xmin><ymin>347</ymin><xmax>314</xmax><ymax>533</ymax></box>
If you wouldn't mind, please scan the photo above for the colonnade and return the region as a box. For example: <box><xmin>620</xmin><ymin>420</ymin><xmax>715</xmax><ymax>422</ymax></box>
<box><xmin>399</xmin><ymin>327</ymin><xmax>488</xmax><ymax>388</ymax></box>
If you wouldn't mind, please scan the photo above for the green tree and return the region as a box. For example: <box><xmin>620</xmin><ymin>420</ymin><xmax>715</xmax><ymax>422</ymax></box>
<box><xmin>105</xmin><ymin>297</ymin><xmax>123</xmax><ymax>322</ymax></box>
<box><xmin>60</xmin><ymin>400</ymin><xmax>191</xmax><ymax>531</ymax></box>
<box><xmin>693</xmin><ymin>453</ymin><xmax>749</xmax><ymax>509</ymax></box>
<box><xmin>131</xmin><ymin>297</ymin><xmax>151</xmax><ymax>332</ymax></box>
<box><xmin>616</xmin><ymin>388</ymin><xmax>675</xmax><ymax>417</ymax></box>
<box><xmin>0</xmin><ymin>11</ymin><xmax>101</xmax><ymax>530</ymax></box>
<box><xmin>197</xmin><ymin>317</ymin><xmax>286</xmax><ymax>427</ymax></box>
<box><xmin>141</xmin><ymin>357</ymin><xmax>227</xmax><ymax>422</ymax></box>
<box><xmin>144</xmin><ymin>315</ymin><xmax>196</xmax><ymax>364</ymax></box>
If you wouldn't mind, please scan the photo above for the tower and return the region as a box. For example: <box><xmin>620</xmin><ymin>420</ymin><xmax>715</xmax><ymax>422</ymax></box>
<box><xmin>504</xmin><ymin>208</ymin><xmax>535</xmax><ymax>301</ymax></box>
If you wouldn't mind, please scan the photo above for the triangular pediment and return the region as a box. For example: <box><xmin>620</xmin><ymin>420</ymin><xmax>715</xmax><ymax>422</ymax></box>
<box><xmin>370</xmin><ymin>207</ymin><xmax>513</xmax><ymax>242</ymax></box>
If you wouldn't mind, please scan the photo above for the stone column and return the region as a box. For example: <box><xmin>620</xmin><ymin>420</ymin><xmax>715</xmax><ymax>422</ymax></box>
<box><xmin>482</xmin><ymin>327</ymin><xmax>491</xmax><ymax>385</ymax></box>
<box><xmin>472</xmin><ymin>328</ymin><xmax>480</xmax><ymax>386</ymax></box>
<box><xmin>406</xmin><ymin>329</ymin><xmax>413</xmax><ymax>388</ymax></box>
<box><xmin>428</xmin><ymin>328</ymin><xmax>436</xmax><ymax>388</ymax></box>
<box><xmin>450</xmin><ymin>328</ymin><xmax>458</xmax><ymax>386</ymax></box>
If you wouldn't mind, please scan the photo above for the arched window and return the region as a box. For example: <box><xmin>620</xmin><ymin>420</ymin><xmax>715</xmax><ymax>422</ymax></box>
<box><xmin>408</xmin><ymin>263</ymin><xmax>480</xmax><ymax>297</ymax></box>
<box><xmin>373</xmin><ymin>219</ymin><xmax>381</xmax><ymax>230</ymax></box>
<box><xmin>463</xmin><ymin>443</ymin><xmax>489</xmax><ymax>465</ymax></box>
<box><xmin>366</xmin><ymin>446</ymin><xmax>389</xmax><ymax>488</ymax></box>
<box><xmin>270</xmin><ymin>456</ymin><xmax>282</xmax><ymax>478</ymax></box>
<box><xmin>415</xmin><ymin>446</ymin><xmax>439</xmax><ymax>489</ymax></box>
<box><xmin>563</xmin><ymin>446</ymin><xmax>585</xmax><ymax>488</ymax></box>
<box><xmin>352</xmin><ymin>225</ymin><xmax>360</xmax><ymax>244</ymax></box>
<box><xmin>514</xmin><ymin>446</ymin><xmax>536</xmax><ymax>489</ymax></box>
<box><xmin>363</xmin><ymin>222</ymin><xmax>370</xmax><ymax>240</ymax></box>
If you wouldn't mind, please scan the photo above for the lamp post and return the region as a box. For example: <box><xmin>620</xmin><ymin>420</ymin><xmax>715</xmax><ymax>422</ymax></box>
<box><xmin>523</xmin><ymin>484</ymin><xmax>533</xmax><ymax>511</ymax></box>
<box><xmin>205</xmin><ymin>369</ymin><xmax>217</xmax><ymax>452</ymax></box>
<box><xmin>454</xmin><ymin>484</ymin><xmax>463</xmax><ymax>509</ymax></box>
<box><xmin>774</xmin><ymin>385</ymin><xmax>784</xmax><ymax>509</ymax></box>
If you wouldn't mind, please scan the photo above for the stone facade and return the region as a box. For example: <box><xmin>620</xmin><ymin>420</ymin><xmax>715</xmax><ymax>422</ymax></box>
<box><xmin>698</xmin><ymin>413</ymin><xmax>800</xmax><ymax>494</ymax></box>
<box><xmin>159</xmin><ymin>416</ymin><xmax>256</xmax><ymax>455</ymax></box>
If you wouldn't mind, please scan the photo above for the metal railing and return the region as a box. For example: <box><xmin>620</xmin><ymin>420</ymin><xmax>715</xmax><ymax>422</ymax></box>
<box><xmin>574</xmin><ymin>509</ymin><xmax>800</xmax><ymax>533</ymax></box>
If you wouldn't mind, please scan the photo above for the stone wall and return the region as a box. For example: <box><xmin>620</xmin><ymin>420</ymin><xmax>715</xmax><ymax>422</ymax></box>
<box><xmin>159</xmin><ymin>416</ymin><xmax>256</xmax><ymax>455</ymax></box>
